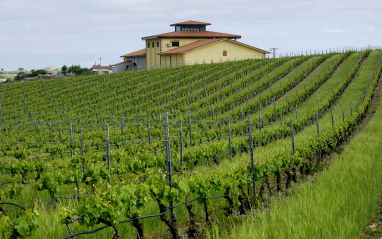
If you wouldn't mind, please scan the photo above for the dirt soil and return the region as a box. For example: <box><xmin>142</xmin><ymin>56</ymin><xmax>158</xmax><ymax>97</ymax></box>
<box><xmin>361</xmin><ymin>193</ymin><xmax>382</xmax><ymax>238</ymax></box>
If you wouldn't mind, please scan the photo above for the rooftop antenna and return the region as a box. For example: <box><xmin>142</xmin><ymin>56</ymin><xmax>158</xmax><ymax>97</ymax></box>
<box><xmin>269</xmin><ymin>48</ymin><xmax>278</xmax><ymax>58</ymax></box>
<box><xmin>100</xmin><ymin>57</ymin><xmax>102</xmax><ymax>66</ymax></box>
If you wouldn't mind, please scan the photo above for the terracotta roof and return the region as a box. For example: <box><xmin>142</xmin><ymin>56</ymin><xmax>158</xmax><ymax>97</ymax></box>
<box><xmin>142</xmin><ymin>31</ymin><xmax>241</xmax><ymax>40</ymax></box>
<box><xmin>92</xmin><ymin>65</ymin><xmax>112</xmax><ymax>70</ymax></box>
<box><xmin>158</xmin><ymin>39</ymin><xmax>223</xmax><ymax>55</ymax></box>
<box><xmin>120</xmin><ymin>48</ymin><xmax>146</xmax><ymax>57</ymax></box>
<box><xmin>112</xmin><ymin>61</ymin><xmax>128</xmax><ymax>66</ymax></box>
<box><xmin>158</xmin><ymin>38</ymin><xmax>270</xmax><ymax>55</ymax></box>
<box><xmin>170</xmin><ymin>20</ymin><xmax>211</xmax><ymax>26</ymax></box>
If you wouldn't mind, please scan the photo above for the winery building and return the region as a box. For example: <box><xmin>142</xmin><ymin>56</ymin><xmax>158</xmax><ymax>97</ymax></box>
<box><xmin>115</xmin><ymin>20</ymin><xmax>269</xmax><ymax>71</ymax></box>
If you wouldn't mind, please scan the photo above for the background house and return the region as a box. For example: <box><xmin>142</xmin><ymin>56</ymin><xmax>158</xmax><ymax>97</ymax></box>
<box><xmin>91</xmin><ymin>65</ymin><xmax>112</xmax><ymax>75</ymax></box>
<box><xmin>113</xmin><ymin>49</ymin><xmax>146</xmax><ymax>73</ymax></box>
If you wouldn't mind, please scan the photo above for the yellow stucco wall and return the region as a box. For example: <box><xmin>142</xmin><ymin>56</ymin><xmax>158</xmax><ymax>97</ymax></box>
<box><xmin>146</xmin><ymin>38</ymin><xmax>266</xmax><ymax>68</ymax></box>
<box><xmin>160</xmin><ymin>38</ymin><xmax>206</xmax><ymax>52</ymax></box>
<box><xmin>183</xmin><ymin>40</ymin><xmax>265</xmax><ymax>65</ymax></box>
<box><xmin>159</xmin><ymin>54</ymin><xmax>184</xmax><ymax>68</ymax></box>
<box><xmin>146</xmin><ymin>38</ymin><xmax>205</xmax><ymax>69</ymax></box>
<box><xmin>146</xmin><ymin>39</ymin><xmax>161</xmax><ymax>69</ymax></box>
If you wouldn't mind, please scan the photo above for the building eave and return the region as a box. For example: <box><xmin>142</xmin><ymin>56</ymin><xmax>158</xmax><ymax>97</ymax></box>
<box><xmin>158</xmin><ymin>38</ymin><xmax>270</xmax><ymax>56</ymax></box>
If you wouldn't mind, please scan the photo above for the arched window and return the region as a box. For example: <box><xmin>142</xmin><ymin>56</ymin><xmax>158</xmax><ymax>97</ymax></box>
<box><xmin>223</xmin><ymin>50</ymin><xmax>227</xmax><ymax>56</ymax></box>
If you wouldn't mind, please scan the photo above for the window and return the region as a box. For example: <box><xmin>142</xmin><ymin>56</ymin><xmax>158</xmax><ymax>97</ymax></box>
<box><xmin>179</xmin><ymin>25</ymin><xmax>205</xmax><ymax>31</ymax></box>
<box><xmin>147</xmin><ymin>43</ymin><xmax>150</xmax><ymax>48</ymax></box>
<box><xmin>157</xmin><ymin>42</ymin><xmax>160</xmax><ymax>47</ymax></box>
<box><xmin>152</xmin><ymin>42</ymin><xmax>154</xmax><ymax>47</ymax></box>
<box><xmin>172</xmin><ymin>41</ymin><xmax>179</xmax><ymax>47</ymax></box>
<box><xmin>223</xmin><ymin>50</ymin><xmax>227</xmax><ymax>56</ymax></box>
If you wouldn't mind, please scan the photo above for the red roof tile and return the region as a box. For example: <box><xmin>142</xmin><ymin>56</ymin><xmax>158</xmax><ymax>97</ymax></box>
<box><xmin>142</xmin><ymin>31</ymin><xmax>241</xmax><ymax>40</ymax></box>
<box><xmin>158</xmin><ymin>39</ymin><xmax>270</xmax><ymax>55</ymax></box>
<box><xmin>112</xmin><ymin>61</ymin><xmax>128</xmax><ymax>66</ymax></box>
<box><xmin>120</xmin><ymin>48</ymin><xmax>146</xmax><ymax>57</ymax></box>
<box><xmin>170</xmin><ymin>20</ymin><xmax>211</xmax><ymax>26</ymax></box>
<box><xmin>92</xmin><ymin>65</ymin><xmax>112</xmax><ymax>70</ymax></box>
<box><xmin>158</xmin><ymin>39</ymin><xmax>223</xmax><ymax>55</ymax></box>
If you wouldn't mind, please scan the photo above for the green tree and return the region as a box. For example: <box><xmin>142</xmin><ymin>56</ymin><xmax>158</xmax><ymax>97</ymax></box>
<box><xmin>14</xmin><ymin>72</ymin><xmax>27</xmax><ymax>81</ymax></box>
<box><xmin>29</xmin><ymin>69</ymin><xmax>47</xmax><ymax>77</ymax></box>
<box><xmin>61</xmin><ymin>65</ymin><xmax>68</xmax><ymax>75</ymax></box>
<box><xmin>67</xmin><ymin>65</ymin><xmax>90</xmax><ymax>75</ymax></box>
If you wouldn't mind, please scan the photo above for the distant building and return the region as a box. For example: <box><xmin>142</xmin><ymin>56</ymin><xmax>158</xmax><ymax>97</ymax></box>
<box><xmin>112</xmin><ymin>49</ymin><xmax>146</xmax><ymax>73</ymax></box>
<box><xmin>91</xmin><ymin>65</ymin><xmax>112</xmax><ymax>75</ymax></box>
<box><xmin>44</xmin><ymin>66</ymin><xmax>61</xmax><ymax>72</ymax></box>
<box><xmin>19</xmin><ymin>68</ymin><xmax>25</xmax><ymax>71</ymax></box>
<box><xmin>53</xmin><ymin>72</ymin><xmax>65</xmax><ymax>78</ymax></box>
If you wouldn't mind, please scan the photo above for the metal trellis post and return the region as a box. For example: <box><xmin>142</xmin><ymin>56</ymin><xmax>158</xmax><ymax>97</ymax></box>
<box><xmin>188</xmin><ymin>110</ymin><xmax>192</xmax><ymax>147</ymax></box>
<box><xmin>248</xmin><ymin>115</ymin><xmax>256</xmax><ymax>197</ymax></box>
<box><xmin>291</xmin><ymin>120</ymin><xmax>295</xmax><ymax>154</ymax></box>
<box><xmin>164</xmin><ymin>112</ymin><xmax>175</xmax><ymax>223</ymax></box>
<box><xmin>70</xmin><ymin>121</ymin><xmax>73</xmax><ymax>158</ymax></box>
<box><xmin>106</xmin><ymin>124</ymin><xmax>111</xmax><ymax>185</ymax></box>
<box><xmin>228</xmin><ymin>120</ymin><xmax>232</xmax><ymax>161</ymax></box>
<box><xmin>180</xmin><ymin>119</ymin><xmax>183</xmax><ymax>168</ymax></box>
<box><xmin>316</xmin><ymin>112</ymin><xmax>320</xmax><ymax>136</ymax></box>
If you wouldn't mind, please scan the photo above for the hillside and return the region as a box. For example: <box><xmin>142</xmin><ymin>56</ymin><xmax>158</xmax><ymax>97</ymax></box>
<box><xmin>0</xmin><ymin>49</ymin><xmax>381</xmax><ymax>239</ymax></box>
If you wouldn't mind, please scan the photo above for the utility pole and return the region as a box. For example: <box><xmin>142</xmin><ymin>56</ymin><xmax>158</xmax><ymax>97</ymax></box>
<box><xmin>100</xmin><ymin>57</ymin><xmax>102</xmax><ymax>66</ymax></box>
<box><xmin>269</xmin><ymin>48</ymin><xmax>278</xmax><ymax>58</ymax></box>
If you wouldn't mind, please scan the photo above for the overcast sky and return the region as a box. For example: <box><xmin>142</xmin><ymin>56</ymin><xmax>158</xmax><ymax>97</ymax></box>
<box><xmin>0</xmin><ymin>0</ymin><xmax>380</xmax><ymax>71</ymax></box>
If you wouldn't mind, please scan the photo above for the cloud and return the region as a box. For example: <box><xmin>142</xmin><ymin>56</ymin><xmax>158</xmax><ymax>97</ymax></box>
<box><xmin>322</xmin><ymin>28</ymin><xmax>347</xmax><ymax>35</ymax></box>
<box><xmin>1</xmin><ymin>0</ymin><xmax>381</xmax><ymax>70</ymax></box>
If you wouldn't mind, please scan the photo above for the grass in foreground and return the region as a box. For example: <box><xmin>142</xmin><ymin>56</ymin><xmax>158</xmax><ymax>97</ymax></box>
<box><xmin>225</xmin><ymin>89</ymin><xmax>382</xmax><ymax>239</ymax></box>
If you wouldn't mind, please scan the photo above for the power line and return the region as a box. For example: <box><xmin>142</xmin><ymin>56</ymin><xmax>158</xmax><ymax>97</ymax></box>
<box><xmin>269</xmin><ymin>48</ymin><xmax>278</xmax><ymax>58</ymax></box>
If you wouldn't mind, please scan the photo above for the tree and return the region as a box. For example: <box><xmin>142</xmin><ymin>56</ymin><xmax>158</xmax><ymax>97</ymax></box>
<box><xmin>14</xmin><ymin>72</ymin><xmax>27</xmax><ymax>81</ymax></box>
<box><xmin>61</xmin><ymin>65</ymin><xmax>68</xmax><ymax>75</ymax></box>
<box><xmin>67</xmin><ymin>65</ymin><xmax>90</xmax><ymax>75</ymax></box>
<box><xmin>29</xmin><ymin>69</ymin><xmax>47</xmax><ymax>77</ymax></box>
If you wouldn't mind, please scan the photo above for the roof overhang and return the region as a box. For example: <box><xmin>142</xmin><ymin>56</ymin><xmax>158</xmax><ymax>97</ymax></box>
<box><xmin>120</xmin><ymin>49</ymin><xmax>146</xmax><ymax>58</ymax></box>
<box><xmin>142</xmin><ymin>35</ymin><xmax>241</xmax><ymax>41</ymax></box>
<box><xmin>159</xmin><ymin>39</ymin><xmax>270</xmax><ymax>55</ymax></box>
<box><xmin>170</xmin><ymin>20</ymin><xmax>212</xmax><ymax>26</ymax></box>
<box><xmin>142</xmin><ymin>31</ymin><xmax>241</xmax><ymax>41</ymax></box>
<box><xmin>141</xmin><ymin>36</ymin><xmax>158</xmax><ymax>40</ymax></box>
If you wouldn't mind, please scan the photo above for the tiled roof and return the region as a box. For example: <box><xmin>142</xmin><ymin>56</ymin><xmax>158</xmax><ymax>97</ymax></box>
<box><xmin>159</xmin><ymin>38</ymin><xmax>270</xmax><ymax>55</ymax></box>
<box><xmin>112</xmin><ymin>61</ymin><xmax>128</xmax><ymax>66</ymax></box>
<box><xmin>120</xmin><ymin>49</ymin><xmax>146</xmax><ymax>57</ymax></box>
<box><xmin>170</xmin><ymin>20</ymin><xmax>211</xmax><ymax>26</ymax></box>
<box><xmin>92</xmin><ymin>65</ymin><xmax>112</xmax><ymax>70</ymax></box>
<box><xmin>158</xmin><ymin>39</ymin><xmax>223</xmax><ymax>55</ymax></box>
<box><xmin>142</xmin><ymin>31</ymin><xmax>241</xmax><ymax>40</ymax></box>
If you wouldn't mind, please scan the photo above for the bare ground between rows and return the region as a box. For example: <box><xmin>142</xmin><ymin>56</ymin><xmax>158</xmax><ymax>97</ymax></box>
<box><xmin>360</xmin><ymin>192</ymin><xmax>382</xmax><ymax>238</ymax></box>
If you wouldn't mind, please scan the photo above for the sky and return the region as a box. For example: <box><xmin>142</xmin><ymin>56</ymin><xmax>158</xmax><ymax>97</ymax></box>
<box><xmin>0</xmin><ymin>0</ymin><xmax>381</xmax><ymax>71</ymax></box>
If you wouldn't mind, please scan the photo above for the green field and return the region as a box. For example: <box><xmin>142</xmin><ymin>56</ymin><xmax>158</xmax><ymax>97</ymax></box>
<box><xmin>0</xmin><ymin>49</ymin><xmax>381</xmax><ymax>239</ymax></box>
<box><xmin>0</xmin><ymin>74</ymin><xmax>16</xmax><ymax>80</ymax></box>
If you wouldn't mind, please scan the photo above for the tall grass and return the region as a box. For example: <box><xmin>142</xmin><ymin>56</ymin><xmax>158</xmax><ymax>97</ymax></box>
<box><xmin>227</xmin><ymin>84</ymin><xmax>382</xmax><ymax>239</ymax></box>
